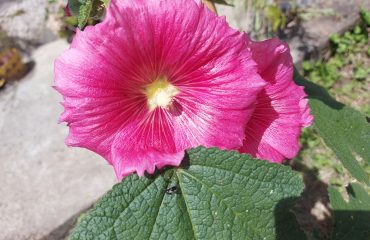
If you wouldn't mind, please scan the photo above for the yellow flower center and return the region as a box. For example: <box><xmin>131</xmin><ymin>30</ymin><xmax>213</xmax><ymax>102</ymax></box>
<box><xmin>143</xmin><ymin>77</ymin><xmax>180</xmax><ymax>111</ymax></box>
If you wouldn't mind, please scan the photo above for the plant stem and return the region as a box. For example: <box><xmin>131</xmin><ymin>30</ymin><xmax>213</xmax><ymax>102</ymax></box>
<box><xmin>202</xmin><ymin>0</ymin><xmax>217</xmax><ymax>14</ymax></box>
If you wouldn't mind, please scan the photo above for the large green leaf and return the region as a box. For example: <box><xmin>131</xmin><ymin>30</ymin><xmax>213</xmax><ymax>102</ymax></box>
<box><xmin>294</xmin><ymin>70</ymin><xmax>370</xmax><ymax>185</ymax></box>
<box><xmin>69</xmin><ymin>147</ymin><xmax>305</xmax><ymax>240</ymax></box>
<box><xmin>329</xmin><ymin>183</ymin><xmax>370</xmax><ymax>240</ymax></box>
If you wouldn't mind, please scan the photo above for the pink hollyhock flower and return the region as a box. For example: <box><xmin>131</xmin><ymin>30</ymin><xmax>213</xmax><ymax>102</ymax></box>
<box><xmin>239</xmin><ymin>38</ymin><xmax>313</xmax><ymax>163</ymax></box>
<box><xmin>54</xmin><ymin>0</ymin><xmax>265</xmax><ymax>179</ymax></box>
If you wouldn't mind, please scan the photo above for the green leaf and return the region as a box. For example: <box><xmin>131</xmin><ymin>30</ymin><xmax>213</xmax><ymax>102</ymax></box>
<box><xmin>68</xmin><ymin>0</ymin><xmax>100</xmax><ymax>29</ymax></box>
<box><xmin>329</xmin><ymin>183</ymin><xmax>370</xmax><ymax>240</ymax></box>
<box><xmin>360</xmin><ymin>7</ymin><xmax>370</xmax><ymax>26</ymax></box>
<box><xmin>294</xmin><ymin>70</ymin><xmax>370</xmax><ymax>185</ymax></box>
<box><xmin>68</xmin><ymin>0</ymin><xmax>82</xmax><ymax>17</ymax></box>
<box><xmin>78</xmin><ymin>0</ymin><xmax>93</xmax><ymax>29</ymax></box>
<box><xmin>353</xmin><ymin>66</ymin><xmax>368</xmax><ymax>81</ymax></box>
<box><xmin>69</xmin><ymin>147</ymin><xmax>305</xmax><ymax>240</ymax></box>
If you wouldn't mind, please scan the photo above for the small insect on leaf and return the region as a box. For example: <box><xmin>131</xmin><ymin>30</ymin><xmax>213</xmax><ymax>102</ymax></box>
<box><xmin>165</xmin><ymin>186</ymin><xmax>180</xmax><ymax>195</ymax></box>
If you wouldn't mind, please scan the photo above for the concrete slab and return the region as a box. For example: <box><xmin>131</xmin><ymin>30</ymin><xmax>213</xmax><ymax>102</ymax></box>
<box><xmin>0</xmin><ymin>40</ymin><xmax>116</xmax><ymax>240</ymax></box>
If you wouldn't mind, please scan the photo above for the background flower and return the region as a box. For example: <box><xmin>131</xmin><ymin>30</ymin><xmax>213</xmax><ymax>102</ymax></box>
<box><xmin>54</xmin><ymin>0</ymin><xmax>265</xmax><ymax>179</ymax></box>
<box><xmin>240</xmin><ymin>38</ymin><xmax>313</xmax><ymax>163</ymax></box>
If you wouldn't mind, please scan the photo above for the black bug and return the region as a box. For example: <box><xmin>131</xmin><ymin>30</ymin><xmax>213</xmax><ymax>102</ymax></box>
<box><xmin>165</xmin><ymin>186</ymin><xmax>180</xmax><ymax>195</ymax></box>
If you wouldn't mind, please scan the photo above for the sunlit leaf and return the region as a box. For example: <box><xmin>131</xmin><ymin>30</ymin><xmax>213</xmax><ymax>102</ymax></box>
<box><xmin>294</xmin><ymin>70</ymin><xmax>370</xmax><ymax>185</ymax></box>
<box><xmin>69</xmin><ymin>147</ymin><xmax>305</xmax><ymax>240</ymax></box>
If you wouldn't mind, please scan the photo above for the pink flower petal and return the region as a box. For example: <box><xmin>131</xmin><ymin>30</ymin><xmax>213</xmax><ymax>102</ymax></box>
<box><xmin>240</xmin><ymin>38</ymin><xmax>313</xmax><ymax>163</ymax></box>
<box><xmin>54</xmin><ymin>0</ymin><xmax>265</xmax><ymax>177</ymax></box>
<box><xmin>113</xmin><ymin>150</ymin><xmax>185</xmax><ymax>180</ymax></box>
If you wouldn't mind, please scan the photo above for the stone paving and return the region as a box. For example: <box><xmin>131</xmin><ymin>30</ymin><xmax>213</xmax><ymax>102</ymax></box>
<box><xmin>0</xmin><ymin>40</ymin><xmax>116</xmax><ymax>240</ymax></box>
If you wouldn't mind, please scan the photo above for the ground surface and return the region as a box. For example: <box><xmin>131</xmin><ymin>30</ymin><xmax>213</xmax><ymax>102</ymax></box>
<box><xmin>0</xmin><ymin>40</ymin><xmax>115</xmax><ymax>240</ymax></box>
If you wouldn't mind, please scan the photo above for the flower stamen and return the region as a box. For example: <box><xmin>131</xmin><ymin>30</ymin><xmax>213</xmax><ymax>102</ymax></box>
<box><xmin>144</xmin><ymin>77</ymin><xmax>180</xmax><ymax>111</ymax></box>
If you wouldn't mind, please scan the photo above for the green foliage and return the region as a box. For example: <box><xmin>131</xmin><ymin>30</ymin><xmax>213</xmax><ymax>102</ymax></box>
<box><xmin>298</xmin><ymin>128</ymin><xmax>345</xmax><ymax>185</ymax></box>
<box><xmin>329</xmin><ymin>183</ymin><xmax>370</xmax><ymax>240</ymax></box>
<box><xmin>67</xmin><ymin>0</ymin><xmax>106</xmax><ymax>29</ymax></box>
<box><xmin>294</xmin><ymin>70</ymin><xmax>370</xmax><ymax>185</ymax></box>
<box><xmin>69</xmin><ymin>147</ymin><xmax>305</xmax><ymax>240</ymax></box>
<box><xmin>330</xmin><ymin>26</ymin><xmax>368</xmax><ymax>55</ymax></box>
<box><xmin>265</xmin><ymin>5</ymin><xmax>286</xmax><ymax>32</ymax></box>
<box><xmin>353</xmin><ymin>65</ymin><xmax>369</xmax><ymax>81</ymax></box>
<box><xmin>302</xmin><ymin>56</ymin><xmax>343</xmax><ymax>89</ymax></box>
<box><xmin>303</xmin><ymin>17</ymin><xmax>369</xmax><ymax>89</ymax></box>
<box><xmin>298</xmin><ymin>10</ymin><xmax>370</xmax><ymax>186</ymax></box>
<box><xmin>360</xmin><ymin>7</ymin><xmax>370</xmax><ymax>26</ymax></box>
<box><xmin>68</xmin><ymin>0</ymin><xmax>82</xmax><ymax>17</ymax></box>
<box><xmin>78</xmin><ymin>0</ymin><xmax>93</xmax><ymax>29</ymax></box>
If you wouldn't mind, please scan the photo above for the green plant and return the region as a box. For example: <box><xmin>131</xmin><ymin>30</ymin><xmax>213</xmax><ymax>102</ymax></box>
<box><xmin>361</xmin><ymin>7</ymin><xmax>370</xmax><ymax>26</ymax></box>
<box><xmin>303</xmin><ymin>11</ymin><xmax>369</xmax><ymax>90</ymax></box>
<box><xmin>68</xmin><ymin>0</ymin><xmax>106</xmax><ymax>29</ymax></box>
<box><xmin>302</xmin><ymin>56</ymin><xmax>343</xmax><ymax>89</ymax></box>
